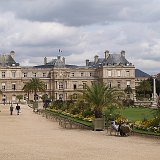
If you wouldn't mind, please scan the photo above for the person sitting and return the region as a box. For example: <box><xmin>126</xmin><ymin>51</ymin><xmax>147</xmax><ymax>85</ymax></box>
<box><xmin>119</xmin><ymin>121</ymin><xmax>131</xmax><ymax>136</ymax></box>
<box><xmin>111</xmin><ymin>121</ymin><xmax>119</xmax><ymax>131</ymax></box>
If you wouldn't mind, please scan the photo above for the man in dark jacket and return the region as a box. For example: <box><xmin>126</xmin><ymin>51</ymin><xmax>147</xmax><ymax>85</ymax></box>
<box><xmin>16</xmin><ymin>104</ymin><xmax>20</xmax><ymax>115</ymax></box>
<box><xmin>10</xmin><ymin>104</ymin><xmax>14</xmax><ymax>115</ymax></box>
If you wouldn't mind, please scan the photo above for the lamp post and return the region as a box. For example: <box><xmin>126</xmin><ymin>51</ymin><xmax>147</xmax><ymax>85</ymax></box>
<box><xmin>151</xmin><ymin>75</ymin><xmax>157</xmax><ymax>108</ymax></box>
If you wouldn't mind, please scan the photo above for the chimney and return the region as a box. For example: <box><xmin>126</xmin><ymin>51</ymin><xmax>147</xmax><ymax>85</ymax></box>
<box><xmin>10</xmin><ymin>51</ymin><xmax>15</xmax><ymax>59</ymax></box>
<box><xmin>86</xmin><ymin>59</ymin><xmax>89</xmax><ymax>66</ymax></box>
<box><xmin>104</xmin><ymin>50</ymin><xmax>109</xmax><ymax>59</ymax></box>
<box><xmin>57</xmin><ymin>55</ymin><xmax>61</xmax><ymax>60</ymax></box>
<box><xmin>94</xmin><ymin>55</ymin><xmax>98</xmax><ymax>63</ymax></box>
<box><xmin>121</xmin><ymin>50</ymin><xmax>125</xmax><ymax>57</ymax></box>
<box><xmin>44</xmin><ymin>57</ymin><xmax>47</xmax><ymax>65</ymax></box>
<box><xmin>62</xmin><ymin>57</ymin><xmax>65</xmax><ymax>64</ymax></box>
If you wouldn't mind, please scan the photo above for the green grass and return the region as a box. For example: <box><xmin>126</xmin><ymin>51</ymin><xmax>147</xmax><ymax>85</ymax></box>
<box><xmin>114</xmin><ymin>107</ymin><xmax>157</xmax><ymax>122</ymax></box>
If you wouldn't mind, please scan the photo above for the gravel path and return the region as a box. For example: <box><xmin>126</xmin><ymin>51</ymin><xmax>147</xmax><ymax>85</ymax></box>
<box><xmin>0</xmin><ymin>104</ymin><xmax>160</xmax><ymax>160</ymax></box>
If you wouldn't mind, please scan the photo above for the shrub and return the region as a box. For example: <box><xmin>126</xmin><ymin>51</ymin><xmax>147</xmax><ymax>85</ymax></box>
<box><xmin>123</xmin><ymin>99</ymin><xmax>134</xmax><ymax>107</ymax></box>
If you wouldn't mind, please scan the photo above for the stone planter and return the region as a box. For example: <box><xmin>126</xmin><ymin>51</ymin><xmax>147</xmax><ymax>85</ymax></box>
<box><xmin>93</xmin><ymin>118</ymin><xmax>105</xmax><ymax>131</ymax></box>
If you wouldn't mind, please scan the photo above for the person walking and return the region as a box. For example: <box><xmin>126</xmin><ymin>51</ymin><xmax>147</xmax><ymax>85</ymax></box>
<box><xmin>10</xmin><ymin>103</ymin><xmax>14</xmax><ymax>115</ymax></box>
<box><xmin>16</xmin><ymin>103</ymin><xmax>20</xmax><ymax>115</ymax></box>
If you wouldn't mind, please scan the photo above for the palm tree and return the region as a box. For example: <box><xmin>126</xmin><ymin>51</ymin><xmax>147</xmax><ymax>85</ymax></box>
<box><xmin>82</xmin><ymin>82</ymin><xmax>124</xmax><ymax>118</ymax></box>
<box><xmin>22</xmin><ymin>82</ymin><xmax>32</xmax><ymax>101</ymax></box>
<box><xmin>22</xmin><ymin>78</ymin><xmax>46</xmax><ymax>102</ymax></box>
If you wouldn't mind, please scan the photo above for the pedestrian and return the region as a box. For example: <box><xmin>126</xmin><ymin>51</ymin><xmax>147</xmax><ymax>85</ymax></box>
<box><xmin>10</xmin><ymin>103</ymin><xmax>14</xmax><ymax>115</ymax></box>
<box><xmin>16</xmin><ymin>103</ymin><xmax>20</xmax><ymax>115</ymax></box>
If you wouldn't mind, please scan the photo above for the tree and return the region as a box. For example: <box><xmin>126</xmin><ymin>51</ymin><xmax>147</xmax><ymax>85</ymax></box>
<box><xmin>16</xmin><ymin>95</ymin><xmax>23</xmax><ymax>102</ymax></box>
<box><xmin>124</xmin><ymin>86</ymin><xmax>132</xmax><ymax>99</ymax></box>
<box><xmin>147</xmin><ymin>77</ymin><xmax>160</xmax><ymax>96</ymax></box>
<box><xmin>41</xmin><ymin>94</ymin><xmax>49</xmax><ymax>102</ymax></box>
<box><xmin>82</xmin><ymin>82</ymin><xmax>124</xmax><ymax>118</ymax></box>
<box><xmin>22</xmin><ymin>78</ymin><xmax>46</xmax><ymax>102</ymax></box>
<box><xmin>22</xmin><ymin>82</ymin><xmax>32</xmax><ymax>101</ymax></box>
<box><xmin>136</xmin><ymin>80</ymin><xmax>152</xmax><ymax>98</ymax></box>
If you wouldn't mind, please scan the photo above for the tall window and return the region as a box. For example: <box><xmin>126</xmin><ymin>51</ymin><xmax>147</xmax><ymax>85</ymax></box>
<box><xmin>108</xmin><ymin>82</ymin><xmax>112</xmax><ymax>88</ymax></box>
<box><xmin>2</xmin><ymin>83</ymin><xmax>5</xmax><ymax>91</ymax></box>
<box><xmin>59</xmin><ymin>94</ymin><xmax>63</xmax><ymax>100</ymax></box>
<box><xmin>59</xmin><ymin>82</ymin><xmax>64</xmax><ymax>90</ymax></box>
<box><xmin>34</xmin><ymin>94</ymin><xmax>38</xmax><ymax>101</ymax></box>
<box><xmin>71</xmin><ymin>73</ymin><xmax>74</xmax><ymax>77</ymax></box>
<box><xmin>45</xmin><ymin>84</ymin><xmax>47</xmax><ymax>90</ymax></box>
<box><xmin>12</xmin><ymin>83</ymin><xmax>16</xmax><ymax>90</ymax></box>
<box><xmin>33</xmin><ymin>73</ymin><xmax>36</xmax><ymax>77</ymax></box>
<box><xmin>82</xmin><ymin>82</ymin><xmax>86</xmax><ymax>89</ymax></box>
<box><xmin>43</xmin><ymin>73</ymin><xmax>46</xmax><ymax>77</ymax></box>
<box><xmin>126</xmin><ymin>71</ymin><xmax>130</xmax><ymax>77</ymax></box>
<box><xmin>117</xmin><ymin>71</ymin><xmax>121</xmax><ymax>77</ymax></box>
<box><xmin>127</xmin><ymin>80</ymin><xmax>131</xmax><ymax>87</ymax></box>
<box><xmin>2</xmin><ymin>72</ymin><xmax>5</xmax><ymax>78</ymax></box>
<box><xmin>81</xmin><ymin>72</ymin><xmax>84</xmax><ymax>77</ymax></box>
<box><xmin>12</xmin><ymin>71</ymin><xmax>16</xmax><ymax>78</ymax></box>
<box><xmin>24</xmin><ymin>73</ymin><xmax>27</xmax><ymax>77</ymax></box>
<box><xmin>73</xmin><ymin>84</ymin><xmax>77</xmax><ymax>90</ymax></box>
<box><xmin>108</xmin><ymin>71</ymin><xmax>112</xmax><ymax>77</ymax></box>
<box><xmin>117</xmin><ymin>82</ymin><xmax>121</xmax><ymax>88</ymax></box>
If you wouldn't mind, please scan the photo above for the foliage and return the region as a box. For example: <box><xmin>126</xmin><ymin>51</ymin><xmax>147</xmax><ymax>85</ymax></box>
<box><xmin>124</xmin><ymin>86</ymin><xmax>132</xmax><ymax>99</ymax></box>
<box><xmin>124</xmin><ymin>86</ymin><xmax>132</xmax><ymax>94</ymax></box>
<box><xmin>16</xmin><ymin>95</ymin><xmax>23</xmax><ymax>102</ymax></box>
<box><xmin>122</xmin><ymin>99</ymin><xmax>134</xmax><ymax>107</ymax></box>
<box><xmin>134</xmin><ymin>117</ymin><xmax>160</xmax><ymax>133</ymax></box>
<box><xmin>82</xmin><ymin>82</ymin><xmax>124</xmax><ymax>118</ymax></box>
<box><xmin>147</xmin><ymin>77</ymin><xmax>160</xmax><ymax>96</ymax></box>
<box><xmin>22</xmin><ymin>78</ymin><xmax>46</xmax><ymax>102</ymax></box>
<box><xmin>44</xmin><ymin>109</ymin><xmax>93</xmax><ymax>127</ymax></box>
<box><xmin>41</xmin><ymin>94</ymin><xmax>49</xmax><ymax>102</ymax></box>
<box><xmin>136</xmin><ymin>80</ymin><xmax>152</xmax><ymax>98</ymax></box>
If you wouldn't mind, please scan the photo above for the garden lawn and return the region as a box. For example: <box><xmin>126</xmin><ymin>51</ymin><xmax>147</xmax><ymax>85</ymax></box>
<box><xmin>114</xmin><ymin>107</ymin><xmax>157</xmax><ymax>122</ymax></box>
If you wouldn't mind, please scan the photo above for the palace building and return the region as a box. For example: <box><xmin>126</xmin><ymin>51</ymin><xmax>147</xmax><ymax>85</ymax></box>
<box><xmin>0</xmin><ymin>50</ymin><xmax>136</xmax><ymax>103</ymax></box>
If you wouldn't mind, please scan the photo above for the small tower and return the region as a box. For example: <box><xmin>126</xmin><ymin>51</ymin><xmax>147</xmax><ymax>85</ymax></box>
<box><xmin>10</xmin><ymin>51</ymin><xmax>15</xmax><ymax>59</ymax></box>
<box><xmin>104</xmin><ymin>50</ymin><xmax>109</xmax><ymax>59</ymax></box>
<box><xmin>44</xmin><ymin>57</ymin><xmax>47</xmax><ymax>65</ymax></box>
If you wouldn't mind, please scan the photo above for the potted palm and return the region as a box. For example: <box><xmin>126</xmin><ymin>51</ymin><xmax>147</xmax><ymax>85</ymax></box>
<box><xmin>82</xmin><ymin>82</ymin><xmax>123</xmax><ymax>131</ymax></box>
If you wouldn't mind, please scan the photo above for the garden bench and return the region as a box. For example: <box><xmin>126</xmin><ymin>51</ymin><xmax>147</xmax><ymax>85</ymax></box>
<box><xmin>59</xmin><ymin>118</ymin><xmax>73</xmax><ymax>129</ymax></box>
<box><xmin>106</xmin><ymin>125</ymin><xmax>119</xmax><ymax>136</ymax></box>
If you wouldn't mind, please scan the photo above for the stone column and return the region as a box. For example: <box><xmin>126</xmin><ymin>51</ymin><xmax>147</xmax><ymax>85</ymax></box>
<box><xmin>151</xmin><ymin>75</ymin><xmax>157</xmax><ymax>108</ymax></box>
<box><xmin>153</xmin><ymin>76</ymin><xmax>156</xmax><ymax>101</ymax></box>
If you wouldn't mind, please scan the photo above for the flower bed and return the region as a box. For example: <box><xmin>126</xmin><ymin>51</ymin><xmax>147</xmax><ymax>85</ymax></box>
<box><xmin>45</xmin><ymin>108</ymin><xmax>93</xmax><ymax>128</ymax></box>
<box><xmin>134</xmin><ymin>117</ymin><xmax>160</xmax><ymax>135</ymax></box>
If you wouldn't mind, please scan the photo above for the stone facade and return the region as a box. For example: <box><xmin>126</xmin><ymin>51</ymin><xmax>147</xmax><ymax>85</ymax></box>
<box><xmin>0</xmin><ymin>50</ymin><xmax>135</xmax><ymax>103</ymax></box>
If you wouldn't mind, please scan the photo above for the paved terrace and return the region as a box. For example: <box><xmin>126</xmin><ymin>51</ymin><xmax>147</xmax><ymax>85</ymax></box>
<box><xmin>0</xmin><ymin>104</ymin><xmax>160</xmax><ymax>160</ymax></box>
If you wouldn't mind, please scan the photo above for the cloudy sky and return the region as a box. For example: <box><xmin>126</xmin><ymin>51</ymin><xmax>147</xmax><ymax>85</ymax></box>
<box><xmin>0</xmin><ymin>0</ymin><xmax>160</xmax><ymax>74</ymax></box>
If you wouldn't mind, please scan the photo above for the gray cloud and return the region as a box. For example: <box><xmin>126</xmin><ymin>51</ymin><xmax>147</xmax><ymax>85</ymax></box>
<box><xmin>0</xmin><ymin>0</ymin><xmax>160</xmax><ymax>74</ymax></box>
<box><xmin>1</xmin><ymin>0</ymin><xmax>160</xmax><ymax>26</ymax></box>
